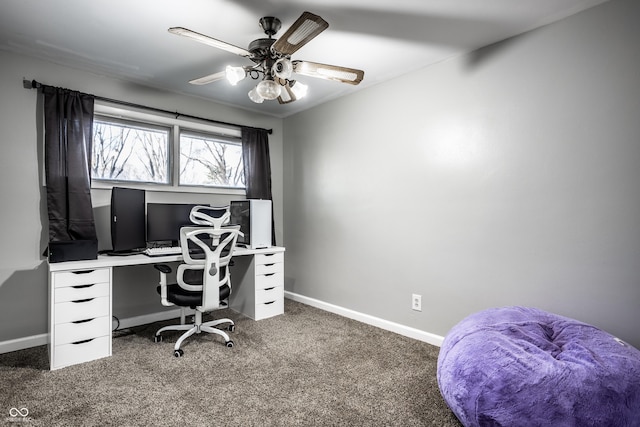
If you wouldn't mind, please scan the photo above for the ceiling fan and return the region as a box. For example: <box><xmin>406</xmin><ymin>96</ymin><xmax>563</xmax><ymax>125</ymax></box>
<box><xmin>169</xmin><ymin>11</ymin><xmax>365</xmax><ymax>105</ymax></box>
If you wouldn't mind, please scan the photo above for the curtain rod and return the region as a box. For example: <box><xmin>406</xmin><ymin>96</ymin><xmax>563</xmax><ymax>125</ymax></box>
<box><xmin>22</xmin><ymin>79</ymin><xmax>273</xmax><ymax>135</ymax></box>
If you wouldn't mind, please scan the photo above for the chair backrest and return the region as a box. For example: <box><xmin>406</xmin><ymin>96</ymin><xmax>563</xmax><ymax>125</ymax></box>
<box><xmin>177</xmin><ymin>225</ymin><xmax>240</xmax><ymax>311</ymax></box>
<box><xmin>189</xmin><ymin>205</ymin><xmax>230</xmax><ymax>229</ymax></box>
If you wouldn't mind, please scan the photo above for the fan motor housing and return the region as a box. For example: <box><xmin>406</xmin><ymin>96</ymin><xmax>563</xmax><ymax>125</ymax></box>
<box><xmin>248</xmin><ymin>38</ymin><xmax>276</xmax><ymax>63</ymax></box>
<box><xmin>259</xmin><ymin>17</ymin><xmax>281</xmax><ymax>36</ymax></box>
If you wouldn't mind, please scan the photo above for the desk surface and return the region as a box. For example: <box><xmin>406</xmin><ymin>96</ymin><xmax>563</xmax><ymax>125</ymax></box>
<box><xmin>49</xmin><ymin>246</ymin><xmax>285</xmax><ymax>272</ymax></box>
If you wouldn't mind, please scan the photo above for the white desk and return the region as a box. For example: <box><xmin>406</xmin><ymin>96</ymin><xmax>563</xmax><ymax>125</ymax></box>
<box><xmin>48</xmin><ymin>246</ymin><xmax>285</xmax><ymax>370</ymax></box>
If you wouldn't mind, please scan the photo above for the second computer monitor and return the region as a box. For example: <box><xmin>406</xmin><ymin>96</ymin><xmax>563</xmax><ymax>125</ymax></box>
<box><xmin>146</xmin><ymin>203</ymin><xmax>198</xmax><ymax>246</ymax></box>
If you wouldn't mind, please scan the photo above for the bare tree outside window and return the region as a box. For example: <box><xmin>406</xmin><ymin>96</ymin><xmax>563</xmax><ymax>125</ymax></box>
<box><xmin>92</xmin><ymin>118</ymin><xmax>170</xmax><ymax>184</ymax></box>
<box><xmin>180</xmin><ymin>133</ymin><xmax>245</xmax><ymax>188</ymax></box>
<box><xmin>90</xmin><ymin>114</ymin><xmax>245</xmax><ymax>191</ymax></box>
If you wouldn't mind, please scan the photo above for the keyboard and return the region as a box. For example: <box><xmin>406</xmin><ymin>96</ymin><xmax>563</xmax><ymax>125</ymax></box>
<box><xmin>144</xmin><ymin>246</ymin><xmax>182</xmax><ymax>257</ymax></box>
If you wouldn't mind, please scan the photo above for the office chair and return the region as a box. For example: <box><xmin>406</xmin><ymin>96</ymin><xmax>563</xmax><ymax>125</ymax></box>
<box><xmin>153</xmin><ymin>207</ymin><xmax>241</xmax><ymax>357</ymax></box>
<box><xmin>189</xmin><ymin>205</ymin><xmax>231</xmax><ymax>228</ymax></box>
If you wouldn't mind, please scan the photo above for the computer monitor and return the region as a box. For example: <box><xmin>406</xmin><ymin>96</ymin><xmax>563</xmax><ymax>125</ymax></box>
<box><xmin>146</xmin><ymin>203</ymin><xmax>198</xmax><ymax>246</ymax></box>
<box><xmin>110</xmin><ymin>187</ymin><xmax>146</xmax><ymax>253</ymax></box>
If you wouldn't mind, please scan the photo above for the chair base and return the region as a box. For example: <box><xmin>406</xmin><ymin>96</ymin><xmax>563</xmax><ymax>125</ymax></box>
<box><xmin>155</xmin><ymin>310</ymin><xmax>235</xmax><ymax>355</ymax></box>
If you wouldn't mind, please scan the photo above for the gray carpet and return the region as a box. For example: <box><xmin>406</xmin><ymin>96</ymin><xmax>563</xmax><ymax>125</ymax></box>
<box><xmin>0</xmin><ymin>299</ymin><xmax>462</xmax><ymax>426</ymax></box>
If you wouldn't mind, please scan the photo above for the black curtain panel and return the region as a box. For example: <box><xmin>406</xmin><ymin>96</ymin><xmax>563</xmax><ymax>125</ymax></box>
<box><xmin>241</xmin><ymin>127</ymin><xmax>272</xmax><ymax>200</ymax></box>
<box><xmin>241</xmin><ymin>127</ymin><xmax>275</xmax><ymax>244</ymax></box>
<box><xmin>43</xmin><ymin>86</ymin><xmax>97</xmax><ymax>243</ymax></box>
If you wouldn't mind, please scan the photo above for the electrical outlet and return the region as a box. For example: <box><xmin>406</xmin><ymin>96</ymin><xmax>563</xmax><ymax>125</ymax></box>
<box><xmin>412</xmin><ymin>294</ymin><xmax>422</xmax><ymax>311</ymax></box>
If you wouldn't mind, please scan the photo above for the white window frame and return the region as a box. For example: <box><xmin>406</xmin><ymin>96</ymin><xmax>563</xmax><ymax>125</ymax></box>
<box><xmin>91</xmin><ymin>102</ymin><xmax>245</xmax><ymax>196</ymax></box>
<box><xmin>93</xmin><ymin>115</ymin><xmax>173</xmax><ymax>185</ymax></box>
<box><xmin>178</xmin><ymin>129</ymin><xmax>245</xmax><ymax>189</ymax></box>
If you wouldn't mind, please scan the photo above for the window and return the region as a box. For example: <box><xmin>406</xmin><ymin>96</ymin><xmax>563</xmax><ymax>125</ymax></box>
<box><xmin>92</xmin><ymin>117</ymin><xmax>170</xmax><ymax>184</ymax></box>
<box><xmin>179</xmin><ymin>131</ymin><xmax>245</xmax><ymax>188</ymax></box>
<box><xmin>91</xmin><ymin>108</ymin><xmax>245</xmax><ymax>193</ymax></box>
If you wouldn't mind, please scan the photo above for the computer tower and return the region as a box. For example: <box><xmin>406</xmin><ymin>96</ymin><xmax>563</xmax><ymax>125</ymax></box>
<box><xmin>110</xmin><ymin>187</ymin><xmax>146</xmax><ymax>253</ymax></box>
<box><xmin>230</xmin><ymin>199</ymin><xmax>272</xmax><ymax>249</ymax></box>
<box><xmin>48</xmin><ymin>239</ymin><xmax>98</xmax><ymax>263</ymax></box>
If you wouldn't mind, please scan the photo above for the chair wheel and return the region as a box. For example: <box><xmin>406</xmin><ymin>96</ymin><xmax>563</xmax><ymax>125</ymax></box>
<box><xmin>174</xmin><ymin>349</ymin><xmax>184</xmax><ymax>357</ymax></box>
<box><xmin>154</xmin><ymin>335</ymin><xmax>163</xmax><ymax>343</ymax></box>
<box><xmin>226</xmin><ymin>340</ymin><xmax>234</xmax><ymax>348</ymax></box>
<box><xmin>228</xmin><ymin>324</ymin><xmax>236</xmax><ymax>332</ymax></box>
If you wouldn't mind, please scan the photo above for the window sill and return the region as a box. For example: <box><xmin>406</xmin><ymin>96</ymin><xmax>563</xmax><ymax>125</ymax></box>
<box><xmin>90</xmin><ymin>180</ymin><xmax>246</xmax><ymax>196</ymax></box>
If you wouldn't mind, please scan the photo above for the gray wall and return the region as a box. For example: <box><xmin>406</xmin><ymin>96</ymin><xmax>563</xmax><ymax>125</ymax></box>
<box><xmin>283</xmin><ymin>0</ymin><xmax>640</xmax><ymax>348</ymax></box>
<box><xmin>2</xmin><ymin>0</ymin><xmax>639</xmax><ymax>350</ymax></box>
<box><xmin>0</xmin><ymin>50</ymin><xmax>283</xmax><ymax>342</ymax></box>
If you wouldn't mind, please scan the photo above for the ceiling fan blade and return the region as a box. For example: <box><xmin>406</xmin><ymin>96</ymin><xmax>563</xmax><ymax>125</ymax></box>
<box><xmin>292</xmin><ymin>60</ymin><xmax>364</xmax><ymax>85</ymax></box>
<box><xmin>168</xmin><ymin>27</ymin><xmax>252</xmax><ymax>58</ymax></box>
<box><xmin>188</xmin><ymin>71</ymin><xmax>226</xmax><ymax>85</ymax></box>
<box><xmin>272</xmin><ymin>12</ymin><xmax>329</xmax><ymax>56</ymax></box>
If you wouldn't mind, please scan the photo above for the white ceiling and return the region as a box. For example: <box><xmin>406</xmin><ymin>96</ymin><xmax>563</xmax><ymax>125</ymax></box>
<box><xmin>0</xmin><ymin>0</ymin><xmax>609</xmax><ymax>118</ymax></box>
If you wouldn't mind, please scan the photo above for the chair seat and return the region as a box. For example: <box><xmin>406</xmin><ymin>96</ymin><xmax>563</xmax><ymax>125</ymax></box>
<box><xmin>157</xmin><ymin>283</ymin><xmax>230</xmax><ymax>308</ymax></box>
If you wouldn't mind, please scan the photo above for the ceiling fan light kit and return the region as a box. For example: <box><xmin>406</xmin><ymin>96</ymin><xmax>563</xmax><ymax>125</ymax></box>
<box><xmin>169</xmin><ymin>11</ymin><xmax>364</xmax><ymax>105</ymax></box>
<box><xmin>290</xmin><ymin>81</ymin><xmax>308</xmax><ymax>99</ymax></box>
<box><xmin>248</xmin><ymin>86</ymin><xmax>264</xmax><ymax>103</ymax></box>
<box><xmin>256</xmin><ymin>78</ymin><xmax>281</xmax><ymax>100</ymax></box>
<box><xmin>273</xmin><ymin>58</ymin><xmax>293</xmax><ymax>80</ymax></box>
<box><xmin>225</xmin><ymin>65</ymin><xmax>246</xmax><ymax>86</ymax></box>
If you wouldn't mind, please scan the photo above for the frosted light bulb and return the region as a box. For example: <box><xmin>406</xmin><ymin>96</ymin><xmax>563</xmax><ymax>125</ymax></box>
<box><xmin>290</xmin><ymin>81</ymin><xmax>308</xmax><ymax>99</ymax></box>
<box><xmin>256</xmin><ymin>79</ymin><xmax>281</xmax><ymax>100</ymax></box>
<box><xmin>273</xmin><ymin>58</ymin><xmax>293</xmax><ymax>79</ymax></box>
<box><xmin>225</xmin><ymin>66</ymin><xmax>246</xmax><ymax>86</ymax></box>
<box><xmin>248</xmin><ymin>87</ymin><xmax>264</xmax><ymax>103</ymax></box>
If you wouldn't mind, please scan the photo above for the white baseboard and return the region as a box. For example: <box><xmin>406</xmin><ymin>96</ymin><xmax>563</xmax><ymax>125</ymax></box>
<box><xmin>0</xmin><ymin>333</ymin><xmax>48</xmax><ymax>354</ymax></box>
<box><xmin>1</xmin><ymin>297</ymin><xmax>443</xmax><ymax>355</ymax></box>
<box><xmin>116</xmin><ymin>308</ymin><xmax>194</xmax><ymax>330</ymax></box>
<box><xmin>284</xmin><ymin>291</ymin><xmax>444</xmax><ymax>347</ymax></box>
<box><xmin>0</xmin><ymin>310</ymin><xmax>192</xmax><ymax>355</ymax></box>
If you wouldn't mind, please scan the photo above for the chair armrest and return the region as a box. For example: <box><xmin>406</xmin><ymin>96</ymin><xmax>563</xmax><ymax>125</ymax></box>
<box><xmin>154</xmin><ymin>264</ymin><xmax>173</xmax><ymax>307</ymax></box>
<box><xmin>154</xmin><ymin>264</ymin><xmax>172</xmax><ymax>274</ymax></box>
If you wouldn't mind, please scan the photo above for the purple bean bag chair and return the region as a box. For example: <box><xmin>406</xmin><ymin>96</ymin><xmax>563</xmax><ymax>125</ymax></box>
<box><xmin>437</xmin><ymin>306</ymin><xmax>640</xmax><ymax>427</ymax></box>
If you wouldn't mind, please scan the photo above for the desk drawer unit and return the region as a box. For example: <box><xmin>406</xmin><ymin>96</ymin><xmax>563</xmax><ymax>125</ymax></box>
<box><xmin>230</xmin><ymin>249</ymin><xmax>285</xmax><ymax>320</ymax></box>
<box><xmin>49</xmin><ymin>267</ymin><xmax>112</xmax><ymax>370</ymax></box>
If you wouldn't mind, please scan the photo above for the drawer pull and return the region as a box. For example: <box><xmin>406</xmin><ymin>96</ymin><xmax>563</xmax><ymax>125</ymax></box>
<box><xmin>72</xmin><ymin>338</ymin><xmax>95</xmax><ymax>345</ymax></box>
<box><xmin>72</xmin><ymin>318</ymin><xmax>95</xmax><ymax>324</ymax></box>
<box><xmin>265</xmin><ymin>273</ymin><xmax>275</xmax><ymax>277</ymax></box>
<box><xmin>265</xmin><ymin>263</ymin><xmax>275</xmax><ymax>267</ymax></box>
<box><xmin>264</xmin><ymin>287</ymin><xmax>275</xmax><ymax>291</ymax></box>
<box><xmin>72</xmin><ymin>284</ymin><xmax>95</xmax><ymax>289</ymax></box>
<box><xmin>264</xmin><ymin>253</ymin><xmax>275</xmax><ymax>257</ymax></box>
<box><xmin>72</xmin><ymin>298</ymin><xmax>94</xmax><ymax>303</ymax></box>
<box><xmin>72</xmin><ymin>270</ymin><xmax>95</xmax><ymax>275</ymax></box>
<box><xmin>264</xmin><ymin>301</ymin><xmax>275</xmax><ymax>305</ymax></box>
